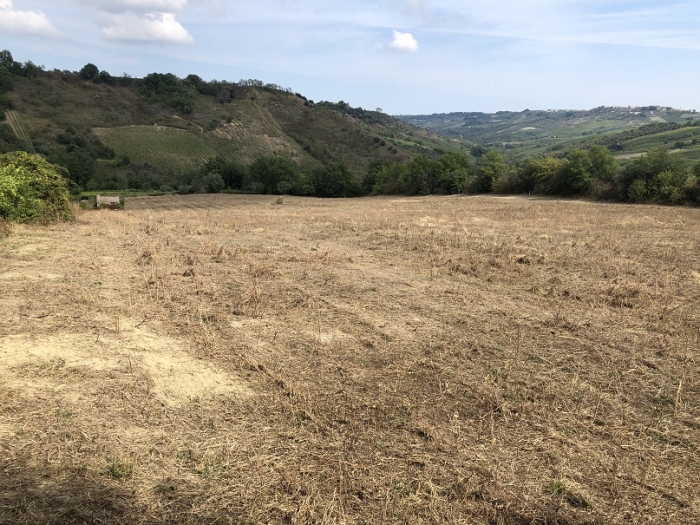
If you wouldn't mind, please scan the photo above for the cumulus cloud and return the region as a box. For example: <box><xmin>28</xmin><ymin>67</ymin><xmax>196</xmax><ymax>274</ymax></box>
<box><xmin>100</xmin><ymin>11</ymin><xmax>194</xmax><ymax>43</ymax></box>
<box><xmin>388</xmin><ymin>30</ymin><xmax>418</xmax><ymax>52</ymax></box>
<box><xmin>0</xmin><ymin>0</ymin><xmax>63</xmax><ymax>37</ymax></box>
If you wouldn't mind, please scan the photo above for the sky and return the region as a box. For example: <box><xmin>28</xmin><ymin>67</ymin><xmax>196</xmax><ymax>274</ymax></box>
<box><xmin>1</xmin><ymin>0</ymin><xmax>699</xmax><ymax>114</ymax></box>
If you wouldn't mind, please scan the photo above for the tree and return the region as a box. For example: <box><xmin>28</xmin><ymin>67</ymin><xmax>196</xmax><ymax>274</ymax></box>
<box><xmin>140</xmin><ymin>73</ymin><xmax>197</xmax><ymax>114</ymax></box>
<box><xmin>313</xmin><ymin>162</ymin><xmax>356</xmax><ymax>198</ymax></box>
<box><xmin>0</xmin><ymin>65</ymin><xmax>12</xmax><ymax>94</ymax></box>
<box><xmin>554</xmin><ymin>149</ymin><xmax>592</xmax><ymax>195</ymax></box>
<box><xmin>437</xmin><ymin>152</ymin><xmax>472</xmax><ymax>193</ymax></box>
<box><xmin>200</xmin><ymin>156</ymin><xmax>246</xmax><ymax>190</ymax></box>
<box><xmin>475</xmin><ymin>149</ymin><xmax>507</xmax><ymax>192</ymax></box>
<box><xmin>79</xmin><ymin>63</ymin><xmax>99</xmax><ymax>81</ymax></box>
<box><xmin>618</xmin><ymin>147</ymin><xmax>686</xmax><ymax>201</ymax></box>
<box><xmin>401</xmin><ymin>155</ymin><xmax>439</xmax><ymax>195</ymax></box>
<box><xmin>249</xmin><ymin>156</ymin><xmax>300</xmax><ymax>194</ymax></box>
<box><xmin>530</xmin><ymin>156</ymin><xmax>567</xmax><ymax>194</ymax></box>
<box><xmin>588</xmin><ymin>145</ymin><xmax>617</xmax><ymax>182</ymax></box>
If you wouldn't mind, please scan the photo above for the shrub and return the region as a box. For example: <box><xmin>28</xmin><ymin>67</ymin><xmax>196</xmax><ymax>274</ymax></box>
<box><xmin>0</xmin><ymin>151</ymin><xmax>74</xmax><ymax>223</ymax></box>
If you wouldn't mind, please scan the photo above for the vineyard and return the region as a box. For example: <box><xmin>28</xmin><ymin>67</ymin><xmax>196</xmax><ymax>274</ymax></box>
<box><xmin>93</xmin><ymin>100</ymin><xmax>314</xmax><ymax>172</ymax></box>
<box><xmin>208</xmin><ymin>100</ymin><xmax>313</xmax><ymax>164</ymax></box>
<box><xmin>93</xmin><ymin>126</ymin><xmax>219</xmax><ymax>172</ymax></box>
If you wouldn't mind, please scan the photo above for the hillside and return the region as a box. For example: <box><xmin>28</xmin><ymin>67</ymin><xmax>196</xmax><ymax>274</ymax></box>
<box><xmin>400</xmin><ymin>106</ymin><xmax>700</xmax><ymax>160</ymax></box>
<box><xmin>0</xmin><ymin>54</ymin><xmax>466</xmax><ymax>192</ymax></box>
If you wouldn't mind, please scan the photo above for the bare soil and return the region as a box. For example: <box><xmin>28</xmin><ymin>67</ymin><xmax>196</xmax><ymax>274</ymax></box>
<box><xmin>1</xmin><ymin>194</ymin><xmax>699</xmax><ymax>524</ymax></box>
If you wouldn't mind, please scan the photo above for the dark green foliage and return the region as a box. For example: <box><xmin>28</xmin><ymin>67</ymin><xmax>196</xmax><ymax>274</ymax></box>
<box><xmin>48</xmin><ymin>148</ymin><xmax>95</xmax><ymax>189</ymax></box>
<box><xmin>475</xmin><ymin>149</ymin><xmax>507</xmax><ymax>193</ymax></box>
<box><xmin>437</xmin><ymin>152</ymin><xmax>473</xmax><ymax>193</ymax></box>
<box><xmin>249</xmin><ymin>156</ymin><xmax>301</xmax><ymax>194</ymax></box>
<box><xmin>470</xmin><ymin>145</ymin><xmax>487</xmax><ymax>158</ymax></box>
<box><xmin>200</xmin><ymin>157</ymin><xmax>247</xmax><ymax>190</ymax></box>
<box><xmin>316</xmin><ymin>101</ymin><xmax>393</xmax><ymax>126</ymax></box>
<box><xmin>617</xmin><ymin>147</ymin><xmax>687</xmax><ymax>202</ymax></box>
<box><xmin>80</xmin><ymin>63</ymin><xmax>99</xmax><ymax>81</ymax></box>
<box><xmin>47</xmin><ymin>128</ymin><xmax>114</xmax><ymax>190</ymax></box>
<box><xmin>21</xmin><ymin>61</ymin><xmax>42</xmax><ymax>79</ymax></box>
<box><xmin>0</xmin><ymin>124</ymin><xmax>22</xmax><ymax>153</ymax></box>
<box><xmin>99</xmin><ymin>70</ymin><xmax>113</xmax><ymax>84</ymax></box>
<box><xmin>0</xmin><ymin>65</ymin><xmax>13</xmax><ymax>94</ymax></box>
<box><xmin>552</xmin><ymin>149</ymin><xmax>592</xmax><ymax>196</ymax></box>
<box><xmin>313</xmin><ymin>162</ymin><xmax>357</xmax><ymax>197</ymax></box>
<box><xmin>0</xmin><ymin>50</ymin><xmax>22</xmax><ymax>76</ymax></box>
<box><xmin>0</xmin><ymin>151</ymin><xmax>73</xmax><ymax>223</ymax></box>
<box><xmin>140</xmin><ymin>73</ymin><xmax>197</xmax><ymax>114</ymax></box>
<box><xmin>588</xmin><ymin>145</ymin><xmax>617</xmax><ymax>182</ymax></box>
<box><xmin>364</xmin><ymin>153</ymin><xmax>477</xmax><ymax>196</ymax></box>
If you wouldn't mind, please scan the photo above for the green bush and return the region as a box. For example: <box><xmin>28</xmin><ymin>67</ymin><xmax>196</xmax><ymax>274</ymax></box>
<box><xmin>0</xmin><ymin>151</ymin><xmax>74</xmax><ymax>223</ymax></box>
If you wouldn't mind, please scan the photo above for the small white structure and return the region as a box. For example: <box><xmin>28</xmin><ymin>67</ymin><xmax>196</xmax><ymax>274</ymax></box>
<box><xmin>96</xmin><ymin>195</ymin><xmax>121</xmax><ymax>208</ymax></box>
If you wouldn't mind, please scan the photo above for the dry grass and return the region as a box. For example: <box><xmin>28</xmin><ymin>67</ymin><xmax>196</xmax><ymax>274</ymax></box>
<box><xmin>1</xmin><ymin>194</ymin><xmax>699</xmax><ymax>524</ymax></box>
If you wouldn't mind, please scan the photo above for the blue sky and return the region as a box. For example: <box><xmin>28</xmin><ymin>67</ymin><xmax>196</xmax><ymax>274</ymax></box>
<box><xmin>1</xmin><ymin>0</ymin><xmax>699</xmax><ymax>114</ymax></box>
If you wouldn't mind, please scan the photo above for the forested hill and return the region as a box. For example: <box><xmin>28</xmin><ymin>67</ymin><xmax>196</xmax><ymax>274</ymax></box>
<box><xmin>0</xmin><ymin>50</ymin><xmax>465</xmax><ymax>194</ymax></box>
<box><xmin>400</xmin><ymin>107</ymin><xmax>700</xmax><ymax>159</ymax></box>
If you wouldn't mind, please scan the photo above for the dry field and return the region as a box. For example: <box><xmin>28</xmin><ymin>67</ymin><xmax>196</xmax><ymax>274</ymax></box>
<box><xmin>1</xmin><ymin>194</ymin><xmax>699</xmax><ymax>524</ymax></box>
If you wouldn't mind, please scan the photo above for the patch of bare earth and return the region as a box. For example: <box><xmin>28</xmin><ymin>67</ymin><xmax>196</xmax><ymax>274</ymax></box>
<box><xmin>1</xmin><ymin>194</ymin><xmax>699</xmax><ymax>524</ymax></box>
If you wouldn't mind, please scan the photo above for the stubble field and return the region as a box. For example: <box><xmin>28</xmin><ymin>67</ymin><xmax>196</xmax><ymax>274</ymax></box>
<box><xmin>1</xmin><ymin>194</ymin><xmax>699</xmax><ymax>524</ymax></box>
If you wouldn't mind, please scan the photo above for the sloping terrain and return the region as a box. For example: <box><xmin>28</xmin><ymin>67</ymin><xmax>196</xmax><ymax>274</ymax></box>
<box><xmin>401</xmin><ymin>107</ymin><xmax>700</xmax><ymax>160</ymax></box>
<box><xmin>0</xmin><ymin>71</ymin><xmax>462</xmax><ymax>186</ymax></box>
<box><xmin>1</xmin><ymin>195</ymin><xmax>699</xmax><ymax>524</ymax></box>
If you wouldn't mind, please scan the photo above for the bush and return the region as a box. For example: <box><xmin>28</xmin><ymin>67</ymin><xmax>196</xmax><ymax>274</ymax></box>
<box><xmin>0</xmin><ymin>151</ymin><xmax>74</xmax><ymax>223</ymax></box>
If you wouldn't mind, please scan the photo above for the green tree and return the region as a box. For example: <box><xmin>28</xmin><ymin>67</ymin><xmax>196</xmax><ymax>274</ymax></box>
<box><xmin>140</xmin><ymin>73</ymin><xmax>197</xmax><ymax>114</ymax></box>
<box><xmin>618</xmin><ymin>147</ymin><xmax>686</xmax><ymax>201</ymax></box>
<box><xmin>0</xmin><ymin>50</ymin><xmax>21</xmax><ymax>75</ymax></box>
<box><xmin>530</xmin><ymin>156</ymin><xmax>567</xmax><ymax>194</ymax></box>
<box><xmin>588</xmin><ymin>145</ymin><xmax>617</xmax><ymax>182</ymax></box>
<box><xmin>437</xmin><ymin>152</ymin><xmax>472</xmax><ymax>193</ymax></box>
<box><xmin>200</xmin><ymin>157</ymin><xmax>246</xmax><ymax>190</ymax></box>
<box><xmin>313</xmin><ymin>162</ymin><xmax>356</xmax><ymax>197</ymax></box>
<box><xmin>401</xmin><ymin>155</ymin><xmax>439</xmax><ymax>195</ymax></box>
<box><xmin>79</xmin><ymin>63</ymin><xmax>99</xmax><ymax>80</ymax></box>
<box><xmin>553</xmin><ymin>149</ymin><xmax>592</xmax><ymax>195</ymax></box>
<box><xmin>249</xmin><ymin>156</ymin><xmax>300</xmax><ymax>194</ymax></box>
<box><xmin>0</xmin><ymin>65</ymin><xmax>13</xmax><ymax>94</ymax></box>
<box><xmin>363</xmin><ymin>159</ymin><xmax>402</xmax><ymax>194</ymax></box>
<box><xmin>475</xmin><ymin>149</ymin><xmax>507</xmax><ymax>192</ymax></box>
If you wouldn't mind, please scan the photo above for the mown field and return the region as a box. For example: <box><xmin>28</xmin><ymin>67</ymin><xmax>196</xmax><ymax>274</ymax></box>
<box><xmin>1</xmin><ymin>195</ymin><xmax>699</xmax><ymax>524</ymax></box>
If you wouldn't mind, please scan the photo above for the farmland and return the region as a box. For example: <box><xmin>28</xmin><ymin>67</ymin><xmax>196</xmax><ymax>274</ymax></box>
<box><xmin>400</xmin><ymin>107</ymin><xmax>700</xmax><ymax>162</ymax></box>
<box><xmin>1</xmin><ymin>195</ymin><xmax>699</xmax><ymax>524</ymax></box>
<box><xmin>94</xmin><ymin>126</ymin><xmax>220</xmax><ymax>172</ymax></box>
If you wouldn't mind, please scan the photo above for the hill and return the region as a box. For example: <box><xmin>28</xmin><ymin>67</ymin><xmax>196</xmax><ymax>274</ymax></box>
<box><xmin>400</xmin><ymin>106</ymin><xmax>700</xmax><ymax>160</ymax></box>
<box><xmin>0</xmin><ymin>52</ymin><xmax>466</xmax><ymax>193</ymax></box>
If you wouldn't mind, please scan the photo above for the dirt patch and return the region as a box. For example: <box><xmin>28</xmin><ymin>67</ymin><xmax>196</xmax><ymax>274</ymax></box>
<box><xmin>0</xmin><ymin>326</ymin><xmax>251</xmax><ymax>407</ymax></box>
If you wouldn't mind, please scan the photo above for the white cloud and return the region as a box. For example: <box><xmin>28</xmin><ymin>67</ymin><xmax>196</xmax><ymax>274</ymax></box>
<box><xmin>388</xmin><ymin>30</ymin><xmax>418</xmax><ymax>52</ymax></box>
<box><xmin>77</xmin><ymin>0</ymin><xmax>189</xmax><ymax>12</ymax></box>
<box><xmin>100</xmin><ymin>11</ymin><xmax>194</xmax><ymax>43</ymax></box>
<box><xmin>0</xmin><ymin>0</ymin><xmax>63</xmax><ymax>37</ymax></box>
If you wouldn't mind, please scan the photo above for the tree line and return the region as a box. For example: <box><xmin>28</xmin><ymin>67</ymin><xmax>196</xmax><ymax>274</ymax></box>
<box><xmin>362</xmin><ymin>146</ymin><xmax>700</xmax><ymax>205</ymax></box>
